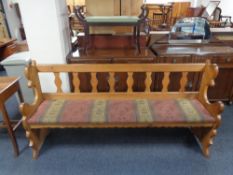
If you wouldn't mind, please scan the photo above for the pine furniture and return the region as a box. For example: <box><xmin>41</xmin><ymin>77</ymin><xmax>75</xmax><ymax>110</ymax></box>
<box><xmin>20</xmin><ymin>61</ymin><xmax>224</xmax><ymax>159</ymax></box>
<box><xmin>0</xmin><ymin>77</ymin><xmax>23</xmax><ymax>157</ymax></box>
<box><xmin>0</xmin><ymin>38</ymin><xmax>16</xmax><ymax>62</ymax></box>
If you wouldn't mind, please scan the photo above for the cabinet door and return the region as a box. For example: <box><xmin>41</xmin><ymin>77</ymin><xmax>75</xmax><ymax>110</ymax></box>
<box><xmin>121</xmin><ymin>0</ymin><xmax>142</xmax><ymax>16</ymax></box>
<box><xmin>194</xmin><ymin>55</ymin><xmax>233</xmax><ymax>102</ymax></box>
<box><xmin>86</xmin><ymin>0</ymin><xmax>115</xmax><ymax>16</ymax></box>
<box><xmin>0</xmin><ymin>43</ymin><xmax>16</xmax><ymax>59</ymax></box>
<box><xmin>0</xmin><ymin>8</ymin><xmax>9</xmax><ymax>39</ymax></box>
<box><xmin>208</xmin><ymin>55</ymin><xmax>233</xmax><ymax>102</ymax></box>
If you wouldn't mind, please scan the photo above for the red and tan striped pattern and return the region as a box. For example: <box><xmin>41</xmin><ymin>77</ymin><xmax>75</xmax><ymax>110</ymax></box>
<box><xmin>28</xmin><ymin>99</ymin><xmax>214</xmax><ymax>124</ymax></box>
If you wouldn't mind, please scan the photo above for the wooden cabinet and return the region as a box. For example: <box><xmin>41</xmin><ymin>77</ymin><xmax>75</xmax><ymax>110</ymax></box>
<box><xmin>150</xmin><ymin>43</ymin><xmax>233</xmax><ymax>103</ymax></box>
<box><xmin>85</xmin><ymin>0</ymin><xmax>142</xmax><ymax>16</ymax></box>
<box><xmin>194</xmin><ymin>54</ymin><xmax>233</xmax><ymax>102</ymax></box>
<box><xmin>0</xmin><ymin>39</ymin><xmax>16</xmax><ymax>62</ymax></box>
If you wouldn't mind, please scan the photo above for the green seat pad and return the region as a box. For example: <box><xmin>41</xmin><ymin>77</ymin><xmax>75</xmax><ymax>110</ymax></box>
<box><xmin>86</xmin><ymin>16</ymin><xmax>139</xmax><ymax>23</ymax></box>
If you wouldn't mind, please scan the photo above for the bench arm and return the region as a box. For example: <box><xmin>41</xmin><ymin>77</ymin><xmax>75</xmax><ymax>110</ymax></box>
<box><xmin>74</xmin><ymin>5</ymin><xmax>86</xmax><ymax>24</ymax></box>
<box><xmin>199</xmin><ymin>99</ymin><xmax>224</xmax><ymax>127</ymax></box>
<box><xmin>20</xmin><ymin>60</ymin><xmax>43</xmax><ymax>119</ymax></box>
<box><xmin>138</xmin><ymin>5</ymin><xmax>149</xmax><ymax>22</ymax></box>
<box><xmin>198</xmin><ymin>62</ymin><xmax>224</xmax><ymax>125</ymax></box>
<box><xmin>20</xmin><ymin>101</ymin><xmax>41</xmax><ymax>119</ymax></box>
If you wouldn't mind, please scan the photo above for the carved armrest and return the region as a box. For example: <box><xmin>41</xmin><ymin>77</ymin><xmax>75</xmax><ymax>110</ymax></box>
<box><xmin>74</xmin><ymin>5</ymin><xmax>86</xmax><ymax>24</ymax></box>
<box><xmin>20</xmin><ymin>101</ymin><xmax>42</xmax><ymax>119</ymax></box>
<box><xmin>199</xmin><ymin>100</ymin><xmax>224</xmax><ymax>127</ymax></box>
<box><xmin>20</xmin><ymin>60</ymin><xmax>43</xmax><ymax>119</ymax></box>
<box><xmin>198</xmin><ymin>62</ymin><xmax>224</xmax><ymax>125</ymax></box>
<box><xmin>138</xmin><ymin>5</ymin><xmax>149</xmax><ymax>22</ymax></box>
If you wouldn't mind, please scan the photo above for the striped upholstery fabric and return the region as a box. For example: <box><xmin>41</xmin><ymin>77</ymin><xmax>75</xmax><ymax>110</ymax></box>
<box><xmin>28</xmin><ymin>99</ymin><xmax>214</xmax><ymax>124</ymax></box>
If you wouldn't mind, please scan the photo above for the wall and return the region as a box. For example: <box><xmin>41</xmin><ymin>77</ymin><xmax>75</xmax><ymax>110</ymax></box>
<box><xmin>145</xmin><ymin>0</ymin><xmax>191</xmax><ymax>4</ymax></box>
<box><xmin>219</xmin><ymin>0</ymin><xmax>233</xmax><ymax>18</ymax></box>
<box><xmin>86</xmin><ymin>0</ymin><xmax>115</xmax><ymax>16</ymax></box>
<box><xmin>2</xmin><ymin>0</ymin><xmax>22</xmax><ymax>40</ymax></box>
<box><xmin>66</xmin><ymin>0</ymin><xmax>85</xmax><ymax>6</ymax></box>
<box><xmin>144</xmin><ymin>0</ymin><xmax>211</xmax><ymax>7</ymax></box>
<box><xmin>200</xmin><ymin>0</ymin><xmax>233</xmax><ymax>18</ymax></box>
<box><xmin>18</xmin><ymin>0</ymin><xmax>71</xmax><ymax>92</ymax></box>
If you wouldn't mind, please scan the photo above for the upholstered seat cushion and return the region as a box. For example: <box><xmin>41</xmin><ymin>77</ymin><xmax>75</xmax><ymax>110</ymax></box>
<box><xmin>86</xmin><ymin>16</ymin><xmax>139</xmax><ymax>23</ymax></box>
<box><xmin>28</xmin><ymin>99</ymin><xmax>214</xmax><ymax>124</ymax></box>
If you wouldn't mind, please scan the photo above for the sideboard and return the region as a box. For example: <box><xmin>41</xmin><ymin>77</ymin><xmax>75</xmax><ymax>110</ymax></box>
<box><xmin>150</xmin><ymin>41</ymin><xmax>233</xmax><ymax>103</ymax></box>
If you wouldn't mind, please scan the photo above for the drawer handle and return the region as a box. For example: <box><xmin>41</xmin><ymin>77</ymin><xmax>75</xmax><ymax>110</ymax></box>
<box><xmin>226</xmin><ymin>58</ymin><xmax>231</xmax><ymax>62</ymax></box>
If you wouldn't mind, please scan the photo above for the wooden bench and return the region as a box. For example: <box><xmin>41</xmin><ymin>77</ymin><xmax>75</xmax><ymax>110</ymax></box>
<box><xmin>20</xmin><ymin>61</ymin><xmax>224</xmax><ymax>159</ymax></box>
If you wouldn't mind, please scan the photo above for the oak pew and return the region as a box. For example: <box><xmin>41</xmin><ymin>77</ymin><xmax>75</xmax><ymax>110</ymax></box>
<box><xmin>20</xmin><ymin>60</ymin><xmax>224</xmax><ymax>159</ymax></box>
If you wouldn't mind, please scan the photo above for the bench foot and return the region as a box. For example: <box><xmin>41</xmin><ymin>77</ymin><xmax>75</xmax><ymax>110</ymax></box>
<box><xmin>26</xmin><ymin>129</ymin><xmax>49</xmax><ymax>159</ymax></box>
<box><xmin>191</xmin><ymin>127</ymin><xmax>217</xmax><ymax>157</ymax></box>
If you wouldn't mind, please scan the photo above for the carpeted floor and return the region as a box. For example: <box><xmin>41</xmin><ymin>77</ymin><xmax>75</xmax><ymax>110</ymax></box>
<box><xmin>1</xmin><ymin>71</ymin><xmax>233</xmax><ymax>175</ymax></box>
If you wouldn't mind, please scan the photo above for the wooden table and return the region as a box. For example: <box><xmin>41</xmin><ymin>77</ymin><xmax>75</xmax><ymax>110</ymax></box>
<box><xmin>0</xmin><ymin>38</ymin><xmax>16</xmax><ymax>62</ymax></box>
<box><xmin>0</xmin><ymin>77</ymin><xmax>23</xmax><ymax>157</ymax></box>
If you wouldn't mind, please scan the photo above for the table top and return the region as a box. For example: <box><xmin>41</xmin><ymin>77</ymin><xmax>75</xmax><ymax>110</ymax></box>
<box><xmin>0</xmin><ymin>77</ymin><xmax>20</xmax><ymax>94</ymax></box>
<box><xmin>86</xmin><ymin>16</ymin><xmax>139</xmax><ymax>24</ymax></box>
<box><xmin>0</xmin><ymin>38</ymin><xmax>16</xmax><ymax>48</ymax></box>
<box><xmin>151</xmin><ymin>45</ymin><xmax>233</xmax><ymax>56</ymax></box>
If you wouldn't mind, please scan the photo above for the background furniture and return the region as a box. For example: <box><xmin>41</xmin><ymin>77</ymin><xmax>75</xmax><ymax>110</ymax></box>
<box><xmin>186</xmin><ymin>7</ymin><xmax>206</xmax><ymax>17</ymax></box>
<box><xmin>0</xmin><ymin>38</ymin><xmax>16</xmax><ymax>70</ymax></box>
<box><xmin>0</xmin><ymin>38</ymin><xmax>16</xmax><ymax>62</ymax></box>
<box><xmin>155</xmin><ymin>3</ymin><xmax>173</xmax><ymax>29</ymax></box>
<box><xmin>146</xmin><ymin>2</ymin><xmax>190</xmax><ymax>31</ymax></box>
<box><xmin>75</xmin><ymin>5</ymin><xmax>148</xmax><ymax>53</ymax></box>
<box><xmin>0</xmin><ymin>77</ymin><xmax>23</xmax><ymax>156</ymax></box>
<box><xmin>150</xmin><ymin>38</ymin><xmax>233</xmax><ymax>103</ymax></box>
<box><xmin>209</xmin><ymin>7</ymin><xmax>232</xmax><ymax>27</ymax></box>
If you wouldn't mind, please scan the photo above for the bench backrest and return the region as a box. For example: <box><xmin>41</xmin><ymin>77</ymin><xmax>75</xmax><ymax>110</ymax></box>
<box><xmin>25</xmin><ymin>61</ymin><xmax>218</xmax><ymax>101</ymax></box>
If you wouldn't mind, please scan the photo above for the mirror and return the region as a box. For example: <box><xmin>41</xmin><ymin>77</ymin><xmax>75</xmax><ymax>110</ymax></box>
<box><xmin>202</xmin><ymin>1</ymin><xmax>220</xmax><ymax>18</ymax></box>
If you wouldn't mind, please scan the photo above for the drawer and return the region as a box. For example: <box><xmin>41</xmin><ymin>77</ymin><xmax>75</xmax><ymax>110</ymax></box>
<box><xmin>210</xmin><ymin>55</ymin><xmax>233</xmax><ymax>64</ymax></box>
<box><xmin>1</xmin><ymin>43</ymin><xmax>17</xmax><ymax>58</ymax></box>
<box><xmin>112</xmin><ymin>57</ymin><xmax>154</xmax><ymax>63</ymax></box>
<box><xmin>224</xmin><ymin>56</ymin><xmax>233</xmax><ymax>63</ymax></box>
<box><xmin>158</xmin><ymin>56</ymin><xmax>192</xmax><ymax>63</ymax></box>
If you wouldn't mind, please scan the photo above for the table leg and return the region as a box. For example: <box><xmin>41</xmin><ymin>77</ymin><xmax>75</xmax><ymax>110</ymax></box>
<box><xmin>84</xmin><ymin>24</ymin><xmax>89</xmax><ymax>54</ymax></box>
<box><xmin>133</xmin><ymin>26</ymin><xmax>136</xmax><ymax>42</ymax></box>
<box><xmin>136</xmin><ymin>24</ymin><xmax>141</xmax><ymax>53</ymax></box>
<box><xmin>0</xmin><ymin>104</ymin><xmax>19</xmax><ymax>157</ymax></box>
<box><xmin>17</xmin><ymin>85</ymin><xmax>24</xmax><ymax>103</ymax></box>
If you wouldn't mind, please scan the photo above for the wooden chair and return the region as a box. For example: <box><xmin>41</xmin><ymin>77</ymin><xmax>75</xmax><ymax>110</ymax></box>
<box><xmin>208</xmin><ymin>7</ymin><xmax>232</xmax><ymax>27</ymax></box>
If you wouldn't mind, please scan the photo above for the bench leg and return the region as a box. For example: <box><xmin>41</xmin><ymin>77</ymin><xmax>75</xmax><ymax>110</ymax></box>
<box><xmin>26</xmin><ymin>129</ymin><xmax>49</xmax><ymax>159</ymax></box>
<box><xmin>191</xmin><ymin>127</ymin><xmax>217</xmax><ymax>157</ymax></box>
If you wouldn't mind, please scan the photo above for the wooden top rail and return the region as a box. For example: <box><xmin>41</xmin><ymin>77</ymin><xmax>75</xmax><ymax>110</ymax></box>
<box><xmin>36</xmin><ymin>63</ymin><xmax>206</xmax><ymax>73</ymax></box>
<box><xmin>24</xmin><ymin>60</ymin><xmax>219</xmax><ymax>103</ymax></box>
